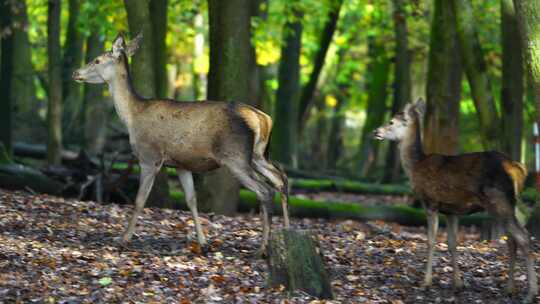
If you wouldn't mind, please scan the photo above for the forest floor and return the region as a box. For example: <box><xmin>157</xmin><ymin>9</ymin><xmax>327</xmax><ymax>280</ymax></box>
<box><xmin>0</xmin><ymin>189</ymin><xmax>538</xmax><ymax>304</ymax></box>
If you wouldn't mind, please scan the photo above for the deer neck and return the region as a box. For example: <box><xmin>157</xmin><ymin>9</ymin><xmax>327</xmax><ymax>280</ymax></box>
<box><xmin>107</xmin><ymin>55</ymin><xmax>142</xmax><ymax>131</ymax></box>
<box><xmin>398</xmin><ymin>116</ymin><xmax>425</xmax><ymax>178</ymax></box>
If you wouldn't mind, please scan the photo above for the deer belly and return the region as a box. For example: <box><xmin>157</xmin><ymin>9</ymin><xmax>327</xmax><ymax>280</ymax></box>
<box><xmin>169</xmin><ymin>156</ymin><xmax>220</xmax><ymax>172</ymax></box>
<box><xmin>416</xmin><ymin>186</ymin><xmax>484</xmax><ymax>215</ymax></box>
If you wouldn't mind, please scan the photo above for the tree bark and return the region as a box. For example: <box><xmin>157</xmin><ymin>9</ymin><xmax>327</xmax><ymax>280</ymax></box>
<box><xmin>197</xmin><ymin>0</ymin><xmax>252</xmax><ymax>215</ymax></box>
<box><xmin>124</xmin><ymin>0</ymin><xmax>172</xmax><ymax>209</ymax></box>
<box><xmin>326</xmin><ymin>97</ymin><xmax>345</xmax><ymax>170</ymax></box>
<box><xmin>424</xmin><ymin>0</ymin><xmax>462</xmax><ymax>155</ymax></box>
<box><xmin>10</xmin><ymin>0</ymin><xmax>36</xmax><ymax>116</ymax></box>
<box><xmin>357</xmin><ymin>36</ymin><xmax>391</xmax><ymax>177</ymax></box>
<box><xmin>267</xmin><ymin>229</ymin><xmax>333</xmax><ymax>299</ymax></box>
<box><xmin>297</xmin><ymin>0</ymin><xmax>343</xmax><ymax>131</ymax></box>
<box><xmin>62</xmin><ymin>0</ymin><xmax>84</xmax><ymax>140</ymax></box>
<box><xmin>0</xmin><ymin>0</ymin><xmax>14</xmax><ymax>157</ymax></box>
<box><xmin>82</xmin><ymin>32</ymin><xmax>108</xmax><ymax>155</ymax></box>
<box><xmin>501</xmin><ymin>0</ymin><xmax>523</xmax><ymax>161</ymax></box>
<box><xmin>47</xmin><ymin>0</ymin><xmax>63</xmax><ymax>165</ymax></box>
<box><xmin>271</xmin><ymin>5</ymin><xmax>303</xmax><ymax>168</ymax></box>
<box><xmin>383</xmin><ymin>0</ymin><xmax>411</xmax><ymax>183</ymax></box>
<box><xmin>150</xmin><ymin>0</ymin><xmax>168</xmax><ymax>99</ymax></box>
<box><xmin>451</xmin><ymin>0</ymin><xmax>500</xmax><ymax>150</ymax></box>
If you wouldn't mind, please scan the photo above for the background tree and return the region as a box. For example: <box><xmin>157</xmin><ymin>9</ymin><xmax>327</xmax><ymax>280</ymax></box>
<box><xmin>271</xmin><ymin>3</ymin><xmax>303</xmax><ymax>168</ymax></box>
<box><xmin>451</xmin><ymin>0</ymin><xmax>500</xmax><ymax>150</ymax></box>
<box><xmin>196</xmin><ymin>0</ymin><xmax>252</xmax><ymax>214</ymax></box>
<box><xmin>424</xmin><ymin>0</ymin><xmax>462</xmax><ymax>155</ymax></box>
<box><xmin>0</xmin><ymin>0</ymin><xmax>14</xmax><ymax>156</ymax></box>
<box><xmin>501</xmin><ymin>0</ymin><xmax>523</xmax><ymax>161</ymax></box>
<box><xmin>62</xmin><ymin>0</ymin><xmax>84</xmax><ymax>140</ymax></box>
<box><xmin>383</xmin><ymin>0</ymin><xmax>411</xmax><ymax>182</ymax></box>
<box><xmin>47</xmin><ymin>0</ymin><xmax>63</xmax><ymax>165</ymax></box>
<box><xmin>124</xmin><ymin>0</ymin><xmax>172</xmax><ymax>208</ymax></box>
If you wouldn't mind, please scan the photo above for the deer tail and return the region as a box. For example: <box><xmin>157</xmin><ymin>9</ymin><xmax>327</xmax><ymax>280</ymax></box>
<box><xmin>502</xmin><ymin>160</ymin><xmax>528</xmax><ymax>200</ymax></box>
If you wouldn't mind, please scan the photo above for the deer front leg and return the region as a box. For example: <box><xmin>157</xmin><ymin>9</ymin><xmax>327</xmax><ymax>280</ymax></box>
<box><xmin>122</xmin><ymin>162</ymin><xmax>160</xmax><ymax>242</ymax></box>
<box><xmin>177</xmin><ymin>170</ymin><xmax>207</xmax><ymax>249</ymax></box>
<box><xmin>422</xmin><ymin>209</ymin><xmax>439</xmax><ymax>287</ymax></box>
<box><xmin>446</xmin><ymin>214</ymin><xmax>463</xmax><ymax>289</ymax></box>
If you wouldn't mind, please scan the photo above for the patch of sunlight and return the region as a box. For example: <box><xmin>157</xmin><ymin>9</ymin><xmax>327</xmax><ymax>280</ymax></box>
<box><xmin>325</xmin><ymin>95</ymin><xmax>338</xmax><ymax>108</ymax></box>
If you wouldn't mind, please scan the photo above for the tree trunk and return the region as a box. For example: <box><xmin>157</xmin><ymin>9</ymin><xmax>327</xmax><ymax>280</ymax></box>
<box><xmin>357</xmin><ymin>36</ymin><xmax>391</xmax><ymax>177</ymax></box>
<box><xmin>271</xmin><ymin>6</ymin><xmax>303</xmax><ymax>168</ymax></box>
<box><xmin>451</xmin><ymin>0</ymin><xmax>500</xmax><ymax>150</ymax></box>
<box><xmin>197</xmin><ymin>0</ymin><xmax>252</xmax><ymax>215</ymax></box>
<box><xmin>424</xmin><ymin>0</ymin><xmax>462</xmax><ymax>155</ymax></box>
<box><xmin>124</xmin><ymin>0</ymin><xmax>172</xmax><ymax>209</ymax></box>
<box><xmin>62</xmin><ymin>0</ymin><xmax>84</xmax><ymax>141</ymax></box>
<box><xmin>383</xmin><ymin>0</ymin><xmax>411</xmax><ymax>183</ymax></box>
<box><xmin>82</xmin><ymin>32</ymin><xmax>108</xmax><ymax>155</ymax></box>
<box><xmin>192</xmin><ymin>12</ymin><xmax>206</xmax><ymax>100</ymax></box>
<box><xmin>11</xmin><ymin>0</ymin><xmax>36</xmax><ymax>116</ymax></box>
<box><xmin>513</xmin><ymin>0</ymin><xmax>540</xmax><ymax>230</ymax></box>
<box><xmin>150</xmin><ymin>0</ymin><xmax>168</xmax><ymax>99</ymax></box>
<box><xmin>501</xmin><ymin>0</ymin><xmax>524</xmax><ymax>161</ymax></box>
<box><xmin>267</xmin><ymin>229</ymin><xmax>333</xmax><ymax>299</ymax></box>
<box><xmin>0</xmin><ymin>0</ymin><xmax>14</xmax><ymax>157</ymax></box>
<box><xmin>47</xmin><ymin>0</ymin><xmax>63</xmax><ymax>165</ymax></box>
<box><xmin>326</xmin><ymin>97</ymin><xmax>345</xmax><ymax>170</ymax></box>
<box><xmin>297</xmin><ymin>0</ymin><xmax>343</xmax><ymax>131</ymax></box>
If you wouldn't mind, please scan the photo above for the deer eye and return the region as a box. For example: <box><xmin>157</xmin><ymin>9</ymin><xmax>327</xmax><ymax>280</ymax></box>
<box><xmin>94</xmin><ymin>59</ymin><xmax>100</xmax><ymax>64</ymax></box>
<box><xmin>389</xmin><ymin>121</ymin><xmax>394</xmax><ymax>125</ymax></box>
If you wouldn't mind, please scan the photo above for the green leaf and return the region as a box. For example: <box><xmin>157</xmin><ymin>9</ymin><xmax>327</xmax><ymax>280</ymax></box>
<box><xmin>98</xmin><ymin>277</ymin><xmax>112</xmax><ymax>286</ymax></box>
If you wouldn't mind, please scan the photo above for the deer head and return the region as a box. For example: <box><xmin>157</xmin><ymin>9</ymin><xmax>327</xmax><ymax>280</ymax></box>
<box><xmin>373</xmin><ymin>99</ymin><xmax>426</xmax><ymax>141</ymax></box>
<box><xmin>72</xmin><ymin>33</ymin><xmax>142</xmax><ymax>84</ymax></box>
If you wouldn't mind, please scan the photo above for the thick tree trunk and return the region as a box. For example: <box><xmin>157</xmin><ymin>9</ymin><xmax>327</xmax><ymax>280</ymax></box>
<box><xmin>297</xmin><ymin>0</ymin><xmax>343</xmax><ymax>131</ymax></box>
<box><xmin>197</xmin><ymin>0</ymin><xmax>252</xmax><ymax>215</ymax></box>
<box><xmin>357</xmin><ymin>36</ymin><xmax>390</xmax><ymax>177</ymax></box>
<box><xmin>271</xmin><ymin>6</ymin><xmax>303</xmax><ymax>168</ymax></box>
<box><xmin>124</xmin><ymin>0</ymin><xmax>172</xmax><ymax>209</ymax></box>
<box><xmin>10</xmin><ymin>0</ymin><xmax>36</xmax><ymax>116</ymax></box>
<box><xmin>82</xmin><ymin>32</ymin><xmax>108</xmax><ymax>155</ymax></box>
<box><xmin>267</xmin><ymin>229</ymin><xmax>333</xmax><ymax>299</ymax></box>
<box><xmin>451</xmin><ymin>0</ymin><xmax>500</xmax><ymax>150</ymax></box>
<box><xmin>501</xmin><ymin>0</ymin><xmax>523</xmax><ymax>161</ymax></box>
<box><xmin>383</xmin><ymin>0</ymin><xmax>411</xmax><ymax>183</ymax></box>
<box><xmin>150</xmin><ymin>0</ymin><xmax>168</xmax><ymax>99</ymax></box>
<box><xmin>0</xmin><ymin>0</ymin><xmax>14</xmax><ymax>157</ymax></box>
<box><xmin>424</xmin><ymin>0</ymin><xmax>462</xmax><ymax>155</ymax></box>
<box><xmin>62</xmin><ymin>0</ymin><xmax>84</xmax><ymax>140</ymax></box>
<box><xmin>513</xmin><ymin>0</ymin><xmax>540</xmax><ymax>231</ymax></box>
<box><xmin>47</xmin><ymin>0</ymin><xmax>63</xmax><ymax>165</ymax></box>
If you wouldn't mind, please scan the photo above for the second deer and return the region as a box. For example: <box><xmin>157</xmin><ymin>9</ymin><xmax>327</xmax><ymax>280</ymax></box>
<box><xmin>73</xmin><ymin>34</ymin><xmax>290</xmax><ymax>254</ymax></box>
<box><xmin>374</xmin><ymin>99</ymin><xmax>537</xmax><ymax>303</ymax></box>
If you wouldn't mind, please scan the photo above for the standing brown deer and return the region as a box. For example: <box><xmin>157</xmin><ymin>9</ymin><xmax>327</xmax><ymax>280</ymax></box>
<box><xmin>373</xmin><ymin>99</ymin><xmax>537</xmax><ymax>302</ymax></box>
<box><xmin>72</xmin><ymin>34</ymin><xmax>290</xmax><ymax>254</ymax></box>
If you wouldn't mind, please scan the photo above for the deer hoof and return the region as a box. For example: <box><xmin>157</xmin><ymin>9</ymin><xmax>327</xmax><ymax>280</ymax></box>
<box><xmin>505</xmin><ymin>283</ymin><xmax>516</xmax><ymax>296</ymax></box>
<box><xmin>255</xmin><ymin>246</ymin><xmax>268</xmax><ymax>259</ymax></box>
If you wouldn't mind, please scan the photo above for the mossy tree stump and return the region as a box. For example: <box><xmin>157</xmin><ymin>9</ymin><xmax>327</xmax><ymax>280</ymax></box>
<box><xmin>267</xmin><ymin>229</ymin><xmax>333</xmax><ymax>299</ymax></box>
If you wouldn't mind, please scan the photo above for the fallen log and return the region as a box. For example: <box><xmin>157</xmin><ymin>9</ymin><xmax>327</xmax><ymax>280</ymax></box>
<box><xmin>267</xmin><ymin>229</ymin><xmax>333</xmax><ymax>299</ymax></box>
<box><xmin>170</xmin><ymin>190</ymin><xmax>490</xmax><ymax>226</ymax></box>
<box><xmin>13</xmin><ymin>142</ymin><xmax>79</xmax><ymax>161</ymax></box>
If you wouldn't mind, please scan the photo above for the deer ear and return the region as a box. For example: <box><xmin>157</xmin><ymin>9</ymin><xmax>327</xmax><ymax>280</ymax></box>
<box><xmin>415</xmin><ymin>98</ymin><xmax>426</xmax><ymax>118</ymax></box>
<box><xmin>403</xmin><ymin>102</ymin><xmax>416</xmax><ymax>120</ymax></box>
<box><xmin>125</xmin><ymin>32</ymin><xmax>143</xmax><ymax>56</ymax></box>
<box><xmin>112</xmin><ymin>34</ymin><xmax>125</xmax><ymax>57</ymax></box>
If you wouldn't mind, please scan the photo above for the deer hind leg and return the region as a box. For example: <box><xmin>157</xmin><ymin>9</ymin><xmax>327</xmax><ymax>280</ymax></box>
<box><xmin>446</xmin><ymin>214</ymin><xmax>463</xmax><ymax>289</ymax></box>
<box><xmin>224</xmin><ymin>158</ymin><xmax>274</xmax><ymax>255</ymax></box>
<box><xmin>177</xmin><ymin>170</ymin><xmax>207</xmax><ymax>248</ymax></box>
<box><xmin>505</xmin><ymin>236</ymin><xmax>517</xmax><ymax>295</ymax></box>
<box><xmin>423</xmin><ymin>208</ymin><xmax>439</xmax><ymax>287</ymax></box>
<box><xmin>252</xmin><ymin>156</ymin><xmax>290</xmax><ymax>228</ymax></box>
<box><xmin>485</xmin><ymin>188</ymin><xmax>538</xmax><ymax>302</ymax></box>
<box><xmin>122</xmin><ymin>162</ymin><xmax>161</xmax><ymax>242</ymax></box>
